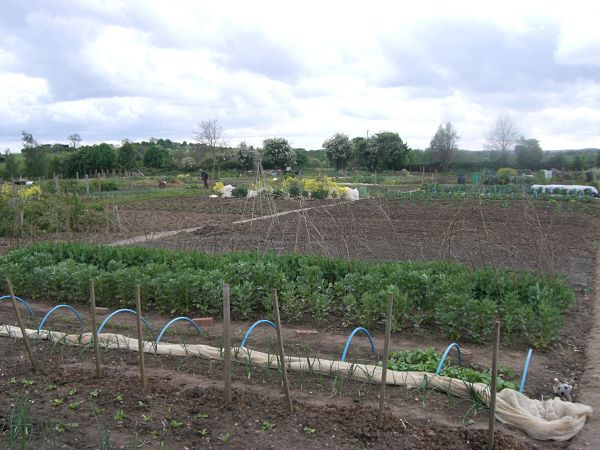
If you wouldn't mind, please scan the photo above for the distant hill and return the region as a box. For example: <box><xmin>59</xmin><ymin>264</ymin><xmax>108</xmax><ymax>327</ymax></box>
<box><xmin>544</xmin><ymin>148</ymin><xmax>600</xmax><ymax>153</ymax></box>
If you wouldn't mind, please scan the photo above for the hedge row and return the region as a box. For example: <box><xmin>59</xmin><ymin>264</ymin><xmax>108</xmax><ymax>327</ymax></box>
<box><xmin>0</xmin><ymin>243</ymin><xmax>574</xmax><ymax>347</ymax></box>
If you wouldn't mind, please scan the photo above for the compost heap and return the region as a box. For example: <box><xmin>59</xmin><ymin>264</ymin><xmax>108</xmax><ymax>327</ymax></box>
<box><xmin>0</xmin><ymin>325</ymin><xmax>592</xmax><ymax>442</ymax></box>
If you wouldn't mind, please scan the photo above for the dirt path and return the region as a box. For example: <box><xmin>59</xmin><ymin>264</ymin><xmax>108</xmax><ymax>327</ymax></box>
<box><xmin>570</xmin><ymin>246</ymin><xmax>600</xmax><ymax>449</ymax></box>
<box><xmin>110</xmin><ymin>200</ymin><xmax>353</xmax><ymax>246</ymax></box>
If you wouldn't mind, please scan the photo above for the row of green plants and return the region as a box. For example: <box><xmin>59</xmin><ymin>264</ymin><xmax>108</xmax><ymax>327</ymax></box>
<box><xmin>41</xmin><ymin>178</ymin><xmax>122</xmax><ymax>194</ymax></box>
<box><xmin>387</xmin><ymin>348</ymin><xmax>517</xmax><ymax>391</ymax></box>
<box><xmin>389</xmin><ymin>183</ymin><xmax>597</xmax><ymax>203</ymax></box>
<box><xmin>0</xmin><ymin>243</ymin><xmax>573</xmax><ymax>347</ymax></box>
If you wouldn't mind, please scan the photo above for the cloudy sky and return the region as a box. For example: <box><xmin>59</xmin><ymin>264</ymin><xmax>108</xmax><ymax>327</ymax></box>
<box><xmin>1</xmin><ymin>0</ymin><xmax>599</xmax><ymax>152</ymax></box>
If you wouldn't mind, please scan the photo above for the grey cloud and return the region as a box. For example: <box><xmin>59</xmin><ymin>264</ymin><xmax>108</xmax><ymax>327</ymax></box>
<box><xmin>378</xmin><ymin>18</ymin><xmax>599</xmax><ymax>101</ymax></box>
<box><xmin>215</xmin><ymin>27</ymin><xmax>304</xmax><ymax>81</ymax></box>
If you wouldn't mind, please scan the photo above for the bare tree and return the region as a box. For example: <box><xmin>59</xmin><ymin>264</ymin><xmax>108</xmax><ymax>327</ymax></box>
<box><xmin>68</xmin><ymin>134</ymin><xmax>82</xmax><ymax>149</ymax></box>
<box><xmin>484</xmin><ymin>115</ymin><xmax>521</xmax><ymax>167</ymax></box>
<box><xmin>193</xmin><ymin>119</ymin><xmax>224</xmax><ymax>176</ymax></box>
<box><xmin>429</xmin><ymin>122</ymin><xmax>459</xmax><ymax>171</ymax></box>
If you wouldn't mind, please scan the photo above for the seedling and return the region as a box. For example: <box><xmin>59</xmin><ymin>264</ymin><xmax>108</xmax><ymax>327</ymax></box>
<box><xmin>94</xmin><ymin>406</ymin><xmax>105</xmax><ymax>415</ymax></box>
<box><xmin>260</xmin><ymin>421</ymin><xmax>275</xmax><ymax>431</ymax></box>
<box><xmin>89</xmin><ymin>388</ymin><xmax>101</xmax><ymax>398</ymax></box>
<box><xmin>142</xmin><ymin>414</ymin><xmax>152</xmax><ymax>422</ymax></box>
<box><xmin>53</xmin><ymin>398</ymin><xmax>64</xmax><ymax>407</ymax></box>
<box><xmin>21</xmin><ymin>379</ymin><xmax>34</xmax><ymax>387</ymax></box>
<box><xmin>197</xmin><ymin>428</ymin><xmax>210</xmax><ymax>437</ymax></box>
<box><xmin>195</xmin><ymin>412</ymin><xmax>209</xmax><ymax>419</ymax></box>
<box><xmin>170</xmin><ymin>419</ymin><xmax>184</xmax><ymax>429</ymax></box>
<box><xmin>137</xmin><ymin>400</ymin><xmax>147</xmax><ymax>408</ymax></box>
<box><xmin>46</xmin><ymin>384</ymin><xmax>58</xmax><ymax>392</ymax></box>
<box><xmin>303</xmin><ymin>426</ymin><xmax>316</xmax><ymax>435</ymax></box>
<box><xmin>68</xmin><ymin>388</ymin><xmax>77</xmax><ymax>396</ymax></box>
<box><xmin>8</xmin><ymin>377</ymin><xmax>17</xmax><ymax>384</ymax></box>
<box><xmin>218</xmin><ymin>433</ymin><xmax>230</xmax><ymax>443</ymax></box>
<box><xmin>114</xmin><ymin>394</ymin><xmax>124</xmax><ymax>403</ymax></box>
<box><xmin>68</xmin><ymin>401</ymin><xmax>82</xmax><ymax>411</ymax></box>
<box><xmin>114</xmin><ymin>409</ymin><xmax>127</xmax><ymax>421</ymax></box>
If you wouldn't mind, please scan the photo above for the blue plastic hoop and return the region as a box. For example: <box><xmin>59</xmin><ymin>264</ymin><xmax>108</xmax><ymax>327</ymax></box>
<box><xmin>340</xmin><ymin>327</ymin><xmax>376</xmax><ymax>362</ymax></box>
<box><xmin>240</xmin><ymin>319</ymin><xmax>277</xmax><ymax>349</ymax></box>
<box><xmin>37</xmin><ymin>304</ymin><xmax>83</xmax><ymax>334</ymax></box>
<box><xmin>96</xmin><ymin>308</ymin><xmax>152</xmax><ymax>336</ymax></box>
<box><xmin>435</xmin><ymin>342</ymin><xmax>462</xmax><ymax>375</ymax></box>
<box><xmin>0</xmin><ymin>295</ymin><xmax>34</xmax><ymax>318</ymax></box>
<box><xmin>519</xmin><ymin>348</ymin><xmax>533</xmax><ymax>394</ymax></box>
<box><xmin>156</xmin><ymin>317</ymin><xmax>203</xmax><ymax>346</ymax></box>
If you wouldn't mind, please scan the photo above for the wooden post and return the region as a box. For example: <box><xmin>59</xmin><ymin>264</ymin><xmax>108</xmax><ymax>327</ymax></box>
<box><xmin>272</xmin><ymin>289</ymin><xmax>293</xmax><ymax>413</ymax></box>
<box><xmin>113</xmin><ymin>204</ymin><xmax>122</xmax><ymax>232</ymax></box>
<box><xmin>223</xmin><ymin>283</ymin><xmax>232</xmax><ymax>405</ymax></box>
<box><xmin>488</xmin><ymin>320</ymin><xmax>501</xmax><ymax>450</ymax></box>
<box><xmin>135</xmin><ymin>286</ymin><xmax>147</xmax><ymax>394</ymax></box>
<box><xmin>377</xmin><ymin>292</ymin><xmax>394</xmax><ymax>428</ymax></box>
<box><xmin>6</xmin><ymin>278</ymin><xmax>36</xmax><ymax>372</ymax></box>
<box><xmin>89</xmin><ymin>279</ymin><xmax>102</xmax><ymax>378</ymax></box>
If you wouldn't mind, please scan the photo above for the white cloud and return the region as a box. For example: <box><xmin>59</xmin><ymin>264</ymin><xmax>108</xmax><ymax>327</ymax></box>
<box><xmin>0</xmin><ymin>0</ymin><xmax>599</xmax><ymax>151</ymax></box>
<box><xmin>0</xmin><ymin>72</ymin><xmax>49</xmax><ymax>123</ymax></box>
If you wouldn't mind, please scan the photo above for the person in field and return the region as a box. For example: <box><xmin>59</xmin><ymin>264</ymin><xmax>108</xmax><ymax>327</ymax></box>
<box><xmin>200</xmin><ymin>169</ymin><xmax>209</xmax><ymax>189</ymax></box>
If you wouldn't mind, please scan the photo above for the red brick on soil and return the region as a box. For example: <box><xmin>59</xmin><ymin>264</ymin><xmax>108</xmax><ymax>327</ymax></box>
<box><xmin>193</xmin><ymin>317</ymin><xmax>214</xmax><ymax>327</ymax></box>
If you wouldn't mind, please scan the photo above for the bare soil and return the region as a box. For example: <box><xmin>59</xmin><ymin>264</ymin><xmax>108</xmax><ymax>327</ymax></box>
<box><xmin>0</xmin><ymin>303</ymin><xmax>543</xmax><ymax>449</ymax></box>
<box><xmin>1</xmin><ymin>194</ymin><xmax>599</xmax><ymax>448</ymax></box>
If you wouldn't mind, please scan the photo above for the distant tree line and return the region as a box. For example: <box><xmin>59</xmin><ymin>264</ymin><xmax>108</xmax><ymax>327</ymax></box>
<box><xmin>2</xmin><ymin>123</ymin><xmax>599</xmax><ymax>181</ymax></box>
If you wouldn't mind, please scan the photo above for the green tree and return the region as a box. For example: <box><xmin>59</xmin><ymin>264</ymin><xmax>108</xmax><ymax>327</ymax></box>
<box><xmin>371</xmin><ymin>131</ymin><xmax>410</xmax><ymax>170</ymax></box>
<box><xmin>515</xmin><ymin>138</ymin><xmax>544</xmax><ymax>170</ymax></box>
<box><xmin>118</xmin><ymin>142</ymin><xmax>137</xmax><ymax>170</ymax></box>
<box><xmin>235</xmin><ymin>141</ymin><xmax>256</xmax><ymax>171</ymax></box>
<box><xmin>21</xmin><ymin>131</ymin><xmax>49</xmax><ymax>178</ymax></box>
<box><xmin>143</xmin><ymin>145</ymin><xmax>172</xmax><ymax>169</ymax></box>
<box><xmin>323</xmin><ymin>133</ymin><xmax>354</xmax><ymax>170</ymax></box>
<box><xmin>3</xmin><ymin>150</ymin><xmax>20</xmax><ymax>179</ymax></box>
<box><xmin>63</xmin><ymin>143</ymin><xmax>117</xmax><ymax>177</ymax></box>
<box><xmin>545</xmin><ymin>152</ymin><xmax>566</xmax><ymax>170</ymax></box>
<box><xmin>429</xmin><ymin>122</ymin><xmax>459</xmax><ymax>171</ymax></box>
<box><xmin>572</xmin><ymin>155</ymin><xmax>584</xmax><ymax>171</ymax></box>
<box><xmin>261</xmin><ymin>138</ymin><xmax>296</xmax><ymax>170</ymax></box>
<box><xmin>596</xmin><ymin>151</ymin><xmax>600</xmax><ymax>168</ymax></box>
<box><xmin>351</xmin><ymin>137</ymin><xmax>369</xmax><ymax>169</ymax></box>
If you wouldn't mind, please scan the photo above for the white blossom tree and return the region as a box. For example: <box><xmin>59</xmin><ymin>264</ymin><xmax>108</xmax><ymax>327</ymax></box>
<box><xmin>323</xmin><ymin>133</ymin><xmax>355</xmax><ymax>170</ymax></box>
<box><xmin>261</xmin><ymin>137</ymin><xmax>296</xmax><ymax>170</ymax></box>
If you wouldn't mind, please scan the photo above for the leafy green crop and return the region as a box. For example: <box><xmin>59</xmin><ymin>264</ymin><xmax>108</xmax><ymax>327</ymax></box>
<box><xmin>0</xmin><ymin>242</ymin><xmax>573</xmax><ymax>347</ymax></box>
<box><xmin>388</xmin><ymin>348</ymin><xmax>518</xmax><ymax>391</ymax></box>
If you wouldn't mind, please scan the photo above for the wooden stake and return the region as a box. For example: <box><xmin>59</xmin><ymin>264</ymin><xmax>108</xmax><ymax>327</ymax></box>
<box><xmin>223</xmin><ymin>283</ymin><xmax>232</xmax><ymax>405</ymax></box>
<box><xmin>135</xmin><ymin>285</ymin><xmax>147</xmax><ymax>394</ymax></box>
<box><xmin>272</xmin><ymin>289</ymin><xmax>293</xmax><ymax>413</ymax></box>
<box><xmin>89</xmin><ymin>279</ymin><xmax>102</xmax><ymax>378</ymax></box>
<box><xmin>377</xmin><ymin>292</ymin><xmax>394</xmax><ymax>428</ymax></box>
<box><xmin>488</xmin><ymin>320</ymin><xmax>501</xmax><ymax>450</ymax></box>
<box><xmin>6</xmin><ymin>278</ymin><xmax>36</xmax><ymax>372</ymax></box>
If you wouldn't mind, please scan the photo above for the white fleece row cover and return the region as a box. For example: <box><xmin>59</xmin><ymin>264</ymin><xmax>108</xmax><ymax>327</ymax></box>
<box><xmin>0</xmin><ymin>325</ymin><xmax>592</xmax><ymax>441</ymax></box>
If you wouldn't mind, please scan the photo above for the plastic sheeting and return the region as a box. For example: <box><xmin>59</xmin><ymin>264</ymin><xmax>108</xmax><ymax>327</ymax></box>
<box><xmin>0</xmin><ymin>325</ymin><xmax>592</xmax><ymax>441</ymax></box>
